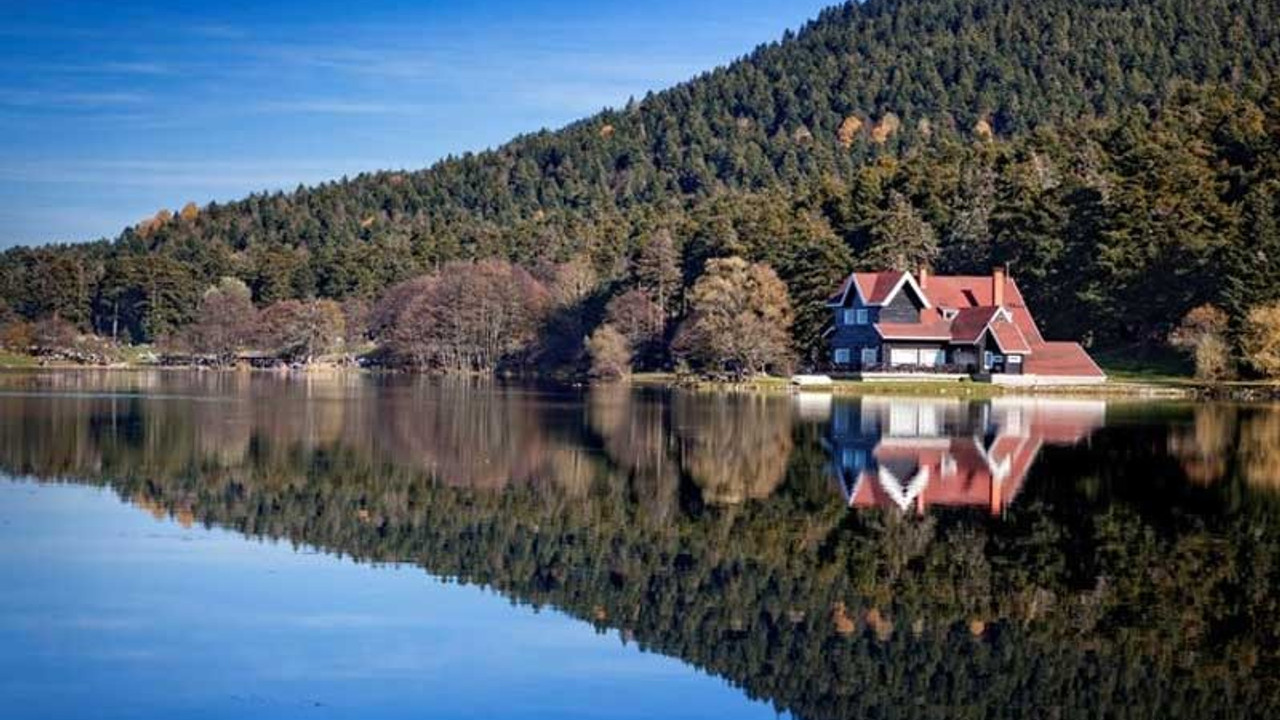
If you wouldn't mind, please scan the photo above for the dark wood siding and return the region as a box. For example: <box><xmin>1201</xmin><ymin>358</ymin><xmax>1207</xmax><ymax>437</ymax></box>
<box><xmin>878</xmin><ymin>287</ymin><xmax>922</xmax><ymax>323</ymax></box>
<box><xmin>830</xmin><ymin>293</ymin><xmax>878</xmax><ymax>365</ymax></box>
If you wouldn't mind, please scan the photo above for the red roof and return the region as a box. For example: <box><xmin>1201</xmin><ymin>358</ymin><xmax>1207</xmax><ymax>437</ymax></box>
<box><xmin>923</xmin><ymin>275</ymin><xmax>1044</xmax><ymax>345</ymax></box>
<box><xmin>844</xmin><ymin>437</ymin><xmax>1041</xmax><ymax>515</ymax></box>
<box><xmin>989</xmin><ymin>319</ymin><xmax>1032</xmax><ymax>354</ymax></box>
<box><xmin>875</xmin><ymin>321</ymin><xmax>953</xmax><ymax>340</ymax></box>
<box><xmin>829</xmin><ymin>270</ymin><xmax>1102</xmax><ymax>378</ymax></box>
<box><xmin>949</xmin><ymin>307</ymin><xmax>1001</xmax><ymax>343</ymax></box>
<box><xmin>1023</xmin><ymin>342</ymin><xmax>1105</xmax><ymax>378</ymax></box>
<box><xmin>827</xmin><ymin>271</ymin><xmax>912</xmax><ymax>306</ymax></box>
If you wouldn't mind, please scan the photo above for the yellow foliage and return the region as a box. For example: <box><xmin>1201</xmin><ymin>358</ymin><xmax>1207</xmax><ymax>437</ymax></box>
<box><xmin>1241</xmin><ymin>303</ymin><xmax>1280</xmax><ymax>378</ymax></box>
<box><xmin>1240</xmin><ymin>408</ymin><xmax>1280</xmax><ymax>493</ymax></box>
<box><xmin>865</xmin><ymin>607</ymin><xmax>894</xmax><ymax>641</ymax></box>
<box><xmin>831</xmin><ymin>602</ymin><xmax>856</xmax><ymax>635</ymax></box>
<box><xmin>870</xmin><ymin>113</ymin><xmax>900</xmax><ymax>143</ymax></box>
<box><xmin>837</xmin><ymin>115</ymin><xmax>863</xmax><ymax>147</ymax></box>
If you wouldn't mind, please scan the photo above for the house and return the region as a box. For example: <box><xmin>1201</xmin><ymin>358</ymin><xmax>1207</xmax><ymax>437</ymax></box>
<box><xmin>826</xmin><ymin>266</ymin><xmax>1105</xmax><ymax>384</ymax></box>
<box><xmin>827</xmin><ymin>397</ymin><xmax>1106</xmax><ymax>515</ymax></box>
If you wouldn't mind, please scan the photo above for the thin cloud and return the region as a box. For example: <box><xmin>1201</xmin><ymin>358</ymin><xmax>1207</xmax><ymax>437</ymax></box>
<box><xmin>98</xmin><ymin>61</ymin><xmax>176</xmax><ymax>76</ymax></box>
<box><xmin>0</xmin><ymin>89</ymin><xmax>151</xmax><ymax>109</ymax></box>
<box><xmin>256</xmin><ymin>99</ymin><xmax>422</xmax><ymax>116</ymax></box>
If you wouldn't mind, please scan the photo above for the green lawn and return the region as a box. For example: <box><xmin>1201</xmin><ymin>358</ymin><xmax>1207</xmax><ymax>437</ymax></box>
<box><xmin>0</xmin><ymin>350</ymin><xmax>36</xmax><ymax>368</ymax></box>
<box><xmin>1092</xmin><ymin>346</ymin><xmax>1196</xmax><ymax>386</ymax></box>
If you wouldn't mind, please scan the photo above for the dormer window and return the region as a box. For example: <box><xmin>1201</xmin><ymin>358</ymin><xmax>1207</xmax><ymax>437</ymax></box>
<box><xmin>941</xmin><ymin>308</ymin><xmax>959</xmax><ymax>321</ymax></box>
<box><xmin>843</xmin><ymin>308</ymin><xmax>869</xmax><ymax>325</ymax></box>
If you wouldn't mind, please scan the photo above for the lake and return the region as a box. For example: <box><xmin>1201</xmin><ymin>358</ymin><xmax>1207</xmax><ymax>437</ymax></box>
<box><xmin>0</xmin><ymin>370</ymin><xmax>1277</xmax><ymax>719</ymax></box>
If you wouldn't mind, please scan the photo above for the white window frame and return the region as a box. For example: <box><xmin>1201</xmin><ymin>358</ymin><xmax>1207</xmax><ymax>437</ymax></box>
<box><xmin>1007</xmin><ymin>354</ymin><xmax>1022</xmax><ymax>365</ymax></box>
<box><xmin>983</xmin><ymin>351</ymin><xmax>995</xmax><ymax>369</ymax></box>
<box><xmin>861</xmin><ymin>348</ymin><xmax>878</xmax><ymax>366</ymax></box>
<box><xmin>834</xmin><ymin>348</ymin><xmax>851</xmax><ymax>365</ymax></box>
<box><xmin>890</xmin><ymin>347</ymin><xmax>921</xmax><ymax>367</ymax></box>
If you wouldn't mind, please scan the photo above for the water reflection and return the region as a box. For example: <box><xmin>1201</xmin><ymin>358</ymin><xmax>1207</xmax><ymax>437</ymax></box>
<box><xmin>0</xmin><ymin>371</ymin><xmax>1278</xmax><ymax>720</ymax></box>
<box><xmin>828</xmin><ymin>397</ymin><xmax>1105</xmax><ymax>515</ymax></box>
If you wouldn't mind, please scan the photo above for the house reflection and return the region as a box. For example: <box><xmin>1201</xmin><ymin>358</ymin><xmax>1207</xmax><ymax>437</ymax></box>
<box><xmin>827</xmin><ymin>397</ymin><xmax>1106</xmax><ymax>515</ymax></box>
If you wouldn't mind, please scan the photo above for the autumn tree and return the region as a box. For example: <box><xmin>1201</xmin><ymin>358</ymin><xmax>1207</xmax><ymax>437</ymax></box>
<box><xmin>377</xmin><ymin>260</ymin><xmax>550</xmax><ymax>371</ymax></box>
<box><xmin>0</xmin><ymin>321</ymin><xmax>33</xmax><ymax>353</ymax></box>
<box><xmin>258</xmin><ymin>299</ymin><xmax>345</xmax><ymax>363</ymax></box>
<box><xmin>183</xmin><ymin>278</ymin><xmax>257</xmax><ymax>365</ymax></box>
<box><xmin>673</xmin><ymin>257</ymin><xmax>794</xmax><ymax>376</ymax></box>
<box><xmin>1169</xmin><ymin>304</ymin><xmax>1232</xmax><ymax>380</ymax></box>
<box><xmin>30</xmin><ymin>317</ymin><xmax>79</xmax><ymax>355</ymax></box>
<box><xmin>538</xmin><ymin>257</ymin><xmax>602</xmax><ymax>371</ymax></box>
<box><xmin>586</xmin><ymin>324</ymin><xmax>632</xmax><ymax>380</ymax></box>
<box><xmin>604</xmin><ymin>289</ymin><xmax>664</xmax><ymax>368</ymax></box>
<box><xmin>1240</xmin><ymin>302</ymin><xmax>1280</xmax><ymax>378</ymax></box>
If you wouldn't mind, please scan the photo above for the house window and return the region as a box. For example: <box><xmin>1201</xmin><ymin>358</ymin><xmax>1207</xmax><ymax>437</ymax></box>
<box><xmin>890</xmin><ymin>348</ymin><xmax>919</xmax><ymax>366</ymax></box>
<box><xmin>941</xmin><ymin>308</ymin><xmax>958</xmax><ymax>321</ymax></box>
<box><xmin>935</xmin><ymin>349</ymin><xmax>947</xmax><ymax>366</ymax></box>
<box><xmin>861</xmin><ymin>348</ymin><xmax>878</xmax><ymax>366</ymax></box>
<box><xmin>1007</xmin><ymin>354</ymin><xmax>1022</xmax><ymax>364</ymax></box>
<box><xmin>834</xmin><ymin>348</ymin><xmax>851</xmax><ymax>365</ymax></box>
<box><xmin>841</xmin><ymin>448</ymin><xmax>866</xmax><ymax>470</ymax></box>
<box><xmin>983</xmin><ymin>351</ymin><xmax>994</xmax><ymax>369</ymax></box>
<box><xmin>844</xmin><ymin>308</ymin><xmax>869</xmax><ymax>325</ymax></box>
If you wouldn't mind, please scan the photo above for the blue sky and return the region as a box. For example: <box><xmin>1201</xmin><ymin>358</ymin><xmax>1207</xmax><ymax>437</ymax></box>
<box><xmin>0</xmin><ymin>0</ymin><xmax>833</xmax><ymax>247</ymax></box>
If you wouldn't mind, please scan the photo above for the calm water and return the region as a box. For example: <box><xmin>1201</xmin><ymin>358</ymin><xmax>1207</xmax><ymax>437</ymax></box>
<box><xmin>0</xmin><ymin>371</ymin><xmax>1278</xmax><ymax>720</ymax></box>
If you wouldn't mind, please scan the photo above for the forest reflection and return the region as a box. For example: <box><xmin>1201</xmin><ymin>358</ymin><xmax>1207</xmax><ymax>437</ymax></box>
<box><xmin>1</xmin><ymin>371</ymin><xmax>1278</xmax><ymax>720</ymax></box>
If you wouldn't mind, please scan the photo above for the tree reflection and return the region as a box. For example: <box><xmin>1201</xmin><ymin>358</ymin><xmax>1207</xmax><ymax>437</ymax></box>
<box><xmin>673</xmin><ymin>392</ymin><xmax>794</xmax><ymax>505</ymax></box>
<box><xmin>0</xmin><ymin>373</ymin><xmax>1277</xmax><ymax>720</ymax></box>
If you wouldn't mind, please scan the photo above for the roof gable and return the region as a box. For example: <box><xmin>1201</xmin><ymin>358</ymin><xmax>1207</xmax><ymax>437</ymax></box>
<box><xmin>827</xmin><ymin>270</ymin><xmax>931</xmax><ymax>308</ymax></box>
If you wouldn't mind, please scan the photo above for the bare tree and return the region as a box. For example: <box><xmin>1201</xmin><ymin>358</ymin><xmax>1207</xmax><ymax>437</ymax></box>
<box><xmin>378</xmin><ymin>260</ymin><xmax>550</xmax><ymax>372</ymax></box>
<box><xmin>632</xmin><ymin>229</ymin><xmax>681</xmax><ymax>326</ymax></box>
<box><xmin>587</xmin><ymin>324</ymin><xmax>632</xmax><ymax>380</ymax></box>
<box><xmin>605</xmin><ymin>289</ymin><xmax>663</xmax><ymax>366</ymax></box>
<box><xmin>184</xmin><ymin>277</ymin><xmax>256</xmax><ymax>365</ymax></box>
<box><xmin>258</xmin><ymin>299</ymin><xmax>345</xmax><ymax>364</ymax></box>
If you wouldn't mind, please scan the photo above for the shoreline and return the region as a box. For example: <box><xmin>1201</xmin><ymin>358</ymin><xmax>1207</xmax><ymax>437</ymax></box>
<box><xmin>3</xmin><ymin>362</ymin><xmax>1279</xmax><ymax>401</ymax></box>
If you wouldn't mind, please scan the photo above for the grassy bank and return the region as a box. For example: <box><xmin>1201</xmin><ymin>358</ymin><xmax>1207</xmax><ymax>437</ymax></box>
<box><xmin>632</xmin><ymin>368</ymin><xmax>1280</xmax><ymax>401</ymax></box>
<box><xmin>0</xmin><ymin>350</ymin><xmax>36</xmax><ymax>368</ymax></box>
<box><xmin>4</xmin><ymin>360</ymin><xmax>1277</xmax><ymax>400</ymax></box>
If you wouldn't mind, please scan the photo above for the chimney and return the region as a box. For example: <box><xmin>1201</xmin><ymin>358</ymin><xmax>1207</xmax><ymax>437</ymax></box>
<box><xmin>917</xmin><ymin>263</ymin><xmax>930</xmax><ymax>290</ymax></box>
<box><xmin>992</xmin><ymin>266</ymin><xmax>1006</xmax><ymax>307</ymax></box>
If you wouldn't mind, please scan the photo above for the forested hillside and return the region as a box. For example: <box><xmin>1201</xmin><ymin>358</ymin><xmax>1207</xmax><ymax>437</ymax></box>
<box><xmin>3</xmin><ymin>0</ymin><xmax>1280</xmax><ymax>369</ymax></box>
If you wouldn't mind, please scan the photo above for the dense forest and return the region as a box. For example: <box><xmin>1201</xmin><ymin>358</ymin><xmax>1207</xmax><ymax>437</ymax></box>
<box><xmin>3</xmin><ymin>0</ymin><xmax>1280</xmax><ymax>372</ymax></box>
<box><xmin>0</xmin><ymin>374</ymin><xmax>1277</xmax><ymax>718</ymax></box>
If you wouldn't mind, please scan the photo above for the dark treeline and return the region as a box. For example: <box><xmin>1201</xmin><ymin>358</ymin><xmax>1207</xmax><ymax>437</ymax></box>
<box><xmin>4</xmin><ymin>0</ymin><xmax>1280</xmax><ymax>371</ymax></box>
<box><xmin>0</xmin><ymin>375</ymin><xmax>1277</xmax><ymax>719</ymax></box>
